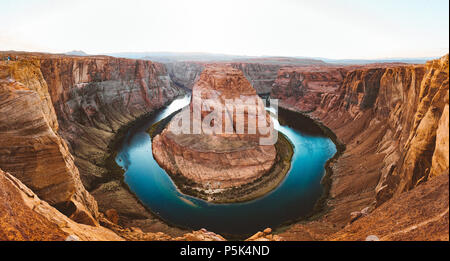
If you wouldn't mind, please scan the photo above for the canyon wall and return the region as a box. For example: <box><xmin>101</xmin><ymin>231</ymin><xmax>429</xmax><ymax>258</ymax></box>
<box><xmin>0</xmin><ymin>53</ymin><xmax>184</xmax><ymax>228</ymax></box>
<box><xmin>0</xmin><ymin>53</ymin><xmax>225</xmax><ymax>240</ymax></box>
<box><xmin>38</xmin><ymin>55</ymin><xmax>184</xmax><ymax>190</ymax></box>
<box><xmin>271</xmin><ymin>66</ymin><xmax>349</xmax><ymax>111</ymax></box>
<box><xmin>312</xmin><ymin>55</ymin><xmax>449</xmax><ymax>205</ymax></box>
<box><xmin>165</xmin><ymin>61</ymin><xmax>283</xmax><ymax>94</ymax></box>
<box><xmin>165</xmin><ymin>62</ymin><xmax>204</xmax><ymax>90</ymax></box>
<box><xmin>1</xmin><ymin>51</ymin><xmax>448</xmax><ymax>241</ymax></box>
<box><xmin>229</xmin><ymin>63</ymin><xmax>282</xmax><ymax>94</ymax></box>
<box><xmin>0</xmin><ymin>59</ymin><xmax>99</xmax><ymax>225</ymax></box>
<box><xmin>36</xmin><ymin>54</ymin><xmax>188</xmax><ymax>233</ymax></box>
<box><xmin>0</xmin><ymin>167</ymin><xmax>226</xmax><ymax>241</ymax></box>
<box><xmin>272</xmin><ymin>56</ymin><xmax>448</xmax><ymax>205</ymax></box>
<box><xmin>0</xmin><ymin>168</ymin><xmax>124</xmax><ymax>241</ymax></box>
<box><xmin>275</xmin><ymin>55</ymin><xmax>449</xmax><ymax>240</ymax></box>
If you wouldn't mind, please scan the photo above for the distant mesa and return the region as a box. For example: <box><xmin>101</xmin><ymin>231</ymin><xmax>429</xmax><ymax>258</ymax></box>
<box><xmin>103</xmin><ymin>51</ymin><xmax>436</xmax><ymax>65</ymax></box>
<box><xmin>65</xmin><ymin>50</ymin><xmax>89</xmax><ymax>56</ymax></box>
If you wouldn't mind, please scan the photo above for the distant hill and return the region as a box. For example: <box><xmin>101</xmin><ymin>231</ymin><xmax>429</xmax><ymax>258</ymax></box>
<box><xmin>228</xmin><ymin>57</ymin><xmax>326</xmax><ymax>66</ymax></box>
<box><xmin>104</xmin><ymin>52</ymin><xmax>326</xmax><ymax>65</ymax></box>
<box><xmin>105</xmin><ymin>52</ymin><xmax>258</xmax><ymax>62</ymax></box>
<box><xmin>65</xmin><ymin>50</ymin><xmax>89</xmax><ymax>56</ymax></box>
<box><xmin>82</xmin><ymin>51</ymin><xmax>438</xmax><ymax>65</ymax></box>
<box><xmin>303</xmin><ymin>57</ymin><xmax>437</xmax><ymax>65</ymax></box>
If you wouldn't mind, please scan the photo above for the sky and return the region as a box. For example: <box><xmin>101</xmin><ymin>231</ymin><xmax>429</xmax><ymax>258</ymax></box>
<box><xmin>0</xmin><ymin>0</ymin><xmax>448</xmax><ymax>59</ymax></box>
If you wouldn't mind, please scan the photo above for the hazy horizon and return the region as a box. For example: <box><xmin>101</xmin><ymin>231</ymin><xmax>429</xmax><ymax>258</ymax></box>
<box><xmin>1</xmin><ymin>0</ymin><xmax>448</xmax><ymax>59</ymax></box>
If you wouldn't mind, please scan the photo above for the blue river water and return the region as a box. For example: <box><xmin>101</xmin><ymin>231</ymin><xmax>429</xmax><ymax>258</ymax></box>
<box><xmin>115</xmin><ymin>96</ymin><xmax>336</xmax><ymax>236</ymax></box>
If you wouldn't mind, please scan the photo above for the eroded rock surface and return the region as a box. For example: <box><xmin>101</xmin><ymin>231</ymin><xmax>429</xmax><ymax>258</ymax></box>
<box><xmin>272</xmin><ymin>66</ymin><xmax>349</xmax><ymax>112</ymax></box>
<box><xmin>0</xmin><ymin>53</ymin><xmax>212</xmax><ymax>241</ymax></box>
<box><xmin>276</xmin><ymin>55</ymin><xmax>449</xmax><ymax>240</ymax></box>
<box><xmin>166</xmin><ymin>61</ymin><xmax>317</xmax><ymax>94</ymax></box>
<box><xmin>0</xmin><ymin>60</ymin><xmax>99</xmax><ymax>225</ymax></box>
<box><xmin>0</xmin><ymin>51</ymin><xmax>448</xmax><ymax>241</ymax></box>
<box><xmin>37</xmin><ymin>55</ymin><xmax>184</xmax><ymax>190</ymax></box>
<box><xmin>0</xmin><ymin>167</ymin><xmax>229</xmax><ymax>241</ymax></box>
<box><xmin>328</xmin><ymin>174</ymin><xmax>449</xmax><ymax>241</ymax></box>
<box><xmin>153</xmin><ymin>65</ymin><xmax>277</xmax><ymax>192</ymax></box>
<box><xmin>0</xmin><ymin>168</ymin><xmax>123</xmax><ymax>241</ymax></box>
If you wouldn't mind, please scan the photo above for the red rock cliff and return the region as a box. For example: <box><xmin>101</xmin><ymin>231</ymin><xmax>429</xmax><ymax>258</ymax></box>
<box><xmin>0</xmin><ymin>53</ymin><xmax>222</xmax><ymax>241</ymax></box>
<box><xmin>152</xmin><ymin>65</ymin><xmax>277</xmax><ymax>191</ymax></box>
<box><xmin>0</xmin><ymin>59</ymin><xmax>99</xmax><ymax>225</ymax></box>
<box><xmin>166</xmin><ymin>61</ymin><xmax>288</xmax><ymax>94</ymax></box>
<box><xmin>37</xmin><ymin>55</ymin><xmax>184</xmax><ymax>190</ymax></box>
<box><xmin>0</xmin><ymin>168</ymin><xmax>124</xmax><ymax>240</ymax></box>
<box><xmin>277</xmin><ymin>55</ymin><xmax>449</xmax><ymax>240</ymax></box>
<box><xmin>0</xmin><ymin>52</ymin><xmax>183</xmax><ymax>227</ymax></box>
<box><xmin>271</xmin><ymin>66</ymin><xmax>349</xmax><ymax>111</ymax></box>
<box><xmin>312</xmin><ymin>55</ymin><xmax>449</xmax><ymax>205</ymax></box>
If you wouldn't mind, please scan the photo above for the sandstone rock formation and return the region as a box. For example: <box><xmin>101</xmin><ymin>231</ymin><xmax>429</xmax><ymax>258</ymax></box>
<box><xmin>37</xmin><ymin>55</ymin><xmax>184</xmax><ymax>190</ymax></box>
<box><xmin>165</xmin><ymin>61</ymin><xmax>205</xmax><ymax>90</ymax></box>
<box><xmin>229</xmin><ymin>63</ymin><xmax>282</xmax><ymax>94</ymax></box>
<box><xmin>1</xmin><ymin>50</ymin><xmax>448</xmax><ymax>241</ymax></box>
<box><xmin>153</xmin><ymin>65</ymin><xmax>277</xmax><ymax>193</ymax></box>
<box><xmin>1</xmin><ymin>167</ymin><xmax>230</xmax><ymax>241</ymax></box>
<box><xmin>35</xmin><ymin>53</ymin><xmax>186</xmax><ymax>233</ymax></box>
<box><xmin>0</xmin><ymin>60</ymin><xmax>99</xmax><ymax>225</ymax></box>
<box><xmin>312</xmin><ymin>56</ymin><xmax>449</xmax><ymax>205</ymax></box>
<box><xmin>246</xmin><ymin>228</ymin><xmax>283</xmax><ymax>241</ymax></box>
<box><xmin>328</xmin><ymin>174</ymin><xmax>449</xmax><ymax>241</ymax></box>
<box><xmin>166</xmin><ymin>61</ymin><xmax>298</xmax><ymax>94</ymax></box>
<box><xmin>0</xmin><ymin>168</ymin><xmax>123</xmax><ymax>241</ymax></box>
<box><xmin>0</xmin><ymin>53</ymin><xmax>215</xmax><ymax>241</ymax></box>
<box><xmin>271</xmin><ymin>66</ymin><xmax>349</xmax><ymax>112</ymax></box>
<box><xmin>275</xmin><ymin>55</ymin><xmax>449</xmax><ymax>240</ymax></box>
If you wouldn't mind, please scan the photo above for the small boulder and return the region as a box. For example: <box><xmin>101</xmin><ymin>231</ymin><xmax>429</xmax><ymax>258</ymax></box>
<box><xmin>105</xmin><ymin>209</ymin><xmax>119</xmax><ymax>224</ymax></box>
<box><xmin>361</xmin><ymin>207</ymin><xmax>370</xmax><ymax>215</ymax></box>
<box><xmin>263</xmin><ymin>228</ymin><xmax>272</xmax><ymax>234</ymax></box>
<box><xmin>365</xmin><ymin>235</ymin><xmax>380</xmax><ymax>241</ymax></box>
<box><xmin>350</xmin><ymin>211</ymin><xmax>363</xmax><ymax>223</ymax></box>
<box><xmin>246</xmin><ymin>231</ymin><xmax>264</xmax><ymax>241</ymax></box>
<box><xmin>65</xmin><ymin>235</ymin><xmax>81</xmax><ymax>241</ymax></box>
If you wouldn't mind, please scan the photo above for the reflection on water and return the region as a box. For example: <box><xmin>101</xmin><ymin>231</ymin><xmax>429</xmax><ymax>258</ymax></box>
<box><xmin>116</xmin><ymin>95</ymin><xmax>336</xmax><ymax>237</ymax></box>
<box><xmin>156</xmin><ymin>95</ymin><xmax>191</xmax><ymax>122</ymax></box>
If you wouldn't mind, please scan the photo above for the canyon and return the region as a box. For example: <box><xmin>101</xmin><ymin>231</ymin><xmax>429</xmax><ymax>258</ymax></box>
<box><xmin>0</xmin><ymin>51</ymin><xmax>448</xmax><ymax>241</ymax></box>
<box><xmin>165</xmin><ymin>62</ymin><xmax>282</xmax><ymax>94</ymax></box>
<box><xmin>164</xmin><ymin>58</ymin><xmax>325</xmax><ymax>94</ymax></box>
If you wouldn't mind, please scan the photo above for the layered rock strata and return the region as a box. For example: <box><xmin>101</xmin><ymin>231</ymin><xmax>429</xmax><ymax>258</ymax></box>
<box><xmin>1</xmin><ymin>50</ymin><xmax>448</xmax><ymax>241</ymax></box>
<box><xmin>271</xmin><ymin>66</ymin><xmax>349</xmax><ymax>112</ymax></box>
<box><xmin>0</xmin><ymin>167</ymin><xmax>227</xmax><ymax>241</ymax></box>
<box><xmin>0</xmin><ymin>54</ymin><xmax>230</xmax><ymax>241</ymax></box>
<box><xmin>230</xmin><ymin>63</ymin><xmax>282</xmax><ymax>94</ymax></box>
<box><xmin>36</xmin><ymin>53</ymin><xmax>186</xmax><ymax>233</ymax></box>
<box><xmin>0</xmin><ymin>53</ymin><xmax>189</xmax><ymax>238</ymax></box>
<box><xmin>276</xmin><ymin>55</ymin><xmax>449</xmax><ymax>240</ymax></box>
<box><xmin>152</xmin><ymin>65</ymin><xmax>278</xmax><ymax>194</ymax></box>
<box><xmin>165</xmin><ymin>61</ymin><xmax>205</xmax><ymax>90</ymax></box>
<box><xmin>0</xmin><ymin>60</ymin><xmax>98</xmax><ymax>225</ymax></box>
<box><xmin>166</xmin><ymin>61</ymin><xmax>290</xmax><ymax>94</ymax></box>
<box><xmin>0</xmin><ymin>168</ymin><xmax>123</xmax><ymax>241</ymax></box>
<box><xmin>37</xmin><ymin>55</ymin><xmax>184</xmax><ymax>190</ymax></box>
<box><xmin>312</xmin><ymin>55</ymin><xmax>449</xmax><ymax>206</ymax></box>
